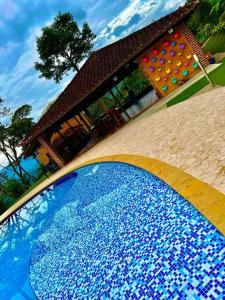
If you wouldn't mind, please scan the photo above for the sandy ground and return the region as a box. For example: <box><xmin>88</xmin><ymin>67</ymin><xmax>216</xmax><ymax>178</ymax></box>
<box><xmin>63</xmin><ymin>87</ymin><xmax>225</xmax><ymax>194</ymax></box>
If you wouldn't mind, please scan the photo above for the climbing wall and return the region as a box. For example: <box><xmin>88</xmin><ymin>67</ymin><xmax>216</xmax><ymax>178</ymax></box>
<box><xmin>139</xmin><ymin>25</ymin><xmax>201</xmax><ymax>97</ymax></box>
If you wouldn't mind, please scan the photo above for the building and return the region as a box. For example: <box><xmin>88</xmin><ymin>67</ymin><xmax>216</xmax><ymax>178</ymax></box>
<box><xmin>22</xmin><ymin>0</ymin><xmax>207</xmax><ymax>168</ymax></box>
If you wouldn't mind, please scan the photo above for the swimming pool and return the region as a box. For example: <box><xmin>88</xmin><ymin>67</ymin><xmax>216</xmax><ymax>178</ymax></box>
<box><xmin>0</xmin><ymin>162</ymin><xmax>224</xmax><ymax>299</ymax></box>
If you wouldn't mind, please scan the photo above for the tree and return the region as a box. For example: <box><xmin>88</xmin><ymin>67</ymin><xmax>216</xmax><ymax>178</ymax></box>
<box><xmin>40</xmin><ymin>100</ymin><xmax>55</xmax><ymax>116</ymax></box>
<box><xmin>210</xmin><ymin>0</ymin><xmax>225</xmax><ymax>18</ymax></box>
<box><xmin>0</xmin><ymin>101</ymin><xmax>36</xmax><ymax>188</ymax></box>
<box><xmin>0</xmin><ymin>97</ymin><xmax>10</xmax><ymax>117</ymax></box>
<box><xmin>35</xmin><ymin>12</ymin><xmax>96</xmax><ymax>83</ymax></box>
<box><xmin>186</xmin><ymin>0</ymin><xmax>225</xmax><ymax>42</ymax></box>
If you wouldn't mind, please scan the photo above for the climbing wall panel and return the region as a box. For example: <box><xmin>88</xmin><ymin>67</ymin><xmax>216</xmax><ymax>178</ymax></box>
<box><xmin>139</xmin><ymin>25</ymin><xmax>201</xmax><ymax>97</ymax></box>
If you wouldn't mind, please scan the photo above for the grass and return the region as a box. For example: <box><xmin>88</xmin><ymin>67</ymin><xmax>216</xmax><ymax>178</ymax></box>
<box><xmin>203</xmin><ymin>33</ymin><xmax>225</xmax><ymax>54</ymax></box>
<box><xmin>167</xmin><ymin>61</ymin><xmax>225</xmax><ymax>107</ymax></box>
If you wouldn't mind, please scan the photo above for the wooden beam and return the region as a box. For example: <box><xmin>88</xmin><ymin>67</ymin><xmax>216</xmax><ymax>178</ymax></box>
<box><xmin>66</xmin><ymin>120</ymin><xmax>77</xmax><ymax>134</ymax></box>
<box><xmin>78</xmin><ymin>113</ymin><xmax>92</xmax><ymax>132</ymax></box>
<box><xmin>38</xmin><ymin>135</ymin><xmax>65</xmax><ymax>168</ymax></box>
<box><xmin>109</xmin><ymin>90</ymin><xmax>131</xmax><ymax>120</ymax></box>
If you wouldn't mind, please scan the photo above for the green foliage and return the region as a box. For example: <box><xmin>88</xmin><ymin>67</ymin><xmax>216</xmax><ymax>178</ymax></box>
<box><xmin>2</xmin><ymin>179</ymin><xmax>26</xmax><ymax>199</ymax></box>
<box><xmin>211</xmin><ymin>22</ymin><xmax>225</xmax><ymax>35</ymax></box>
<box><xmin>210</xmin><ymin>0</ymin><xmax>225</xmax><ymax>18</ymax></box>
<box><xmin>35</xmin><ymin>12</ymin><xmax>96</xmax><ymax>83</ymax></box>
<box><xmin>0</xmin><ymin>195</ymin><xmax>12</xmax><ymax>215</ymax></box>
<box><xmin>87</xmin><ymin>69</ymin><xmax>150</xmax><ymax>119</ymax></box>
<box><xmin>87</xmin><ymin>99</ymin><xmax>109</xmax><ymax>119</ymax></box>
<box><xmin>120</xmin><ymin>69</ymin><xmax>150</xmax><ymax>96</ymax></box>
<box><xmin>219</xmin><ymin>11</ymin><xmax>225</xmax><ymax>23</ymax></box>
<box><xmin>203</xmin><ymin>33</ymin><xmax>225</xmax><ymax>54</ymax></box>
<box><xmin>199</xmin><ymin>23</ymin><xmax>214</xmax><ymax>38</ymax></box>
<box><xmin>0</xmin><ymin>100</ymin><xmax>36</xmax><ymax>189</ymax></box>
<box><xmin>8</xmin><ymin>105</ymin><xmax>34</xmax><ymax>144</ymax></box>
<box><xmin>40</xmin><ymin>100</ymin><xmax>55</xmax><ymax>116</ymax></box>
<box><xmin>186</xmin><ymin>0</ymin><xmax>225</xmax><ymax>43</ymax></box>
<box><xmin>0</xmin><ymin>97</ymin><xmax>10</xmax><ymax>117</ymax></box>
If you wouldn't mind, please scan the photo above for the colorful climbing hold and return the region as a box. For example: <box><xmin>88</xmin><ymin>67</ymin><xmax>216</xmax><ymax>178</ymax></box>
<box><xmin>171</xmin><ymin>41</ymin><xmax>177</xmax><ymax>46</ymax></box>
<box><xmin>153</xmin><ymin>49</ymin><xmax>160</xmax><ymax>55</ymax></box>
<box><xmin>178</xmin><ymin>51</ymin><xmax>183</xmax><ymax>56</ymax></box>
<box><xmin>193</xmin><ymin>62</ymin><xmax>199</xmax><ymax>69</ymax></box>
<box><xmin>161</xmin><ymin>49</ymin><xmax>167</xmax><ymax>55</ymax></box>
<box><xmin>142</xmin><ymin>57</ymin><xmax>149</xmax><ymax>63</ymax></box>
<box><xmin>157</xmin><ymin>67</ymin><xmax>162</xmax><ymax>72</ymax></box>
<box><xmin>164</xmin><ymin>41</ymin><xmax>170</xmax><ymax>47</ymax></box>
<box><xmin>166</xmin><ymin>68</ymin><xmax>172</xmax><ymax>74</ymax></box>
<box><xmin>174</xmin><ymin>69</ymin><xmax>179</xmax><ymax>74</ymax></box>
<box><xmin>152</xmin><ymin>57</ymin><xmax>157</xmax><ymax>62</ymax></box>
<box><xmin>162</xmin><ymin>85</ymin><xmax>168</xmax><ymax>91</ymax></box>
<box><xmin>173</xmin><ymin>32</ymin><xmax>181</xmax><ymax>39</ymax></box>
<box><xmin>163</xmin><ymin>76</ymin><xmax>169</xmax><ymax>81</ymax></box>
<box><xmin>176</xmin><ymin>61</ymin><xmax>182</xmax><ymax>67</ymax></box>
<box><xmin>180</xmin><ymin>43</ymin><xmax>186</xmax><ymax>50</ymax></box>
<box><xmin>167</xmin><ymin>59</ymin><xmax>172</xmax><ymax>64</ymax></box>
<box><xmin>186</xmin><ymin>53</ymin><xmax>193</xmax><ymax>60</ymax></box>
<box><xmin>149</xmin><ymin>66</ymin><xmax>155</xmax><ymax>73</ymax></box>
<box><xmin>184</xmin><ymin>62</ymin><xmax>190</xmax><ymax>67</ymax></box>
<box><xmin>155</xmin><ymin>76</ymin><xmax>161</xmax><ymax>82</ymax></box>
<box><xmin>170</xmin><ymin>50</ymin><xmax>176</xmax><ymax>57</ymax></box>
<box><xmin>171</xmin><ymin>77</ymin><xmax>177</xmax><ymax>84</ymax></box>
<box><xmin>160</xmin><ymin>58</ymin><xmax>165</xmax><ymax>65</ymax></box>
<box><xmin>182</xmin><ymin>70</ymin><xmax>188</xmax><ymax>76</ymax></box>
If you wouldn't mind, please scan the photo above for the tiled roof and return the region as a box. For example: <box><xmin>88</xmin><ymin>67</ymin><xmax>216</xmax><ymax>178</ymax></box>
<box><xmin>23</xmin><ymin>0</ymin><xmax>198</xmax><ymax>145</ymax></box>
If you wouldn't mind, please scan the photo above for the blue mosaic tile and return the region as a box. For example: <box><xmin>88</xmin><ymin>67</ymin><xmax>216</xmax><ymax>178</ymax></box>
<box><xmin>26</xmin><ymin>163</ymin><xmax>225</xmax><ymax>299</ymax></box>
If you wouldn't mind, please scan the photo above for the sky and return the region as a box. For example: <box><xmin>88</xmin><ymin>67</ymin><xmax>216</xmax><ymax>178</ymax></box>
<box><xmin>0</xmin><ymin>0</ymin><xmax>186</xmax><ymax>166</ymax></box>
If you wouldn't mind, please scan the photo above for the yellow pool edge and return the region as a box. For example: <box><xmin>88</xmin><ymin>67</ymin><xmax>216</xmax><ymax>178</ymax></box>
<box><xmin>1</xmin><ymin>154</ymin><xmax>225</xmax><ymax>236</ymax></box>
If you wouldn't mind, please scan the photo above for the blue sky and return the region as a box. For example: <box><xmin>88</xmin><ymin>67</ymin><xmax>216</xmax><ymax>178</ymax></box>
<box><xmin>0</xmin><ymin>0</ymin><xmax>187</xmax><ymax>122</ymax></box>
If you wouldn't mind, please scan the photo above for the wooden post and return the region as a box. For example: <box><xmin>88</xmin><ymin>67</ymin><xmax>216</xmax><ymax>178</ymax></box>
<box><xmin>56</xmin><ymin>125</ymin><xmax>66</xmax><ymax>141</ymax></box>
<box><xmin>115</xmin><ymin>86</ymin><xmax>127</xmax><ymax>102</ymax></box>
<box><xmin>33</xmin><ymin>151</ymin><xmax>49</xmax><ymax>178</ymax></box>
<box><xmin>38</xmin><ymin>135</ymin><xmax>65</xmax><ymax>168</ymax></box>
<box><xmin>66</xmin><ymin>120</ymin><xmax>77</xmax><ymax>134</ymax></box>
<box><xmin>78</xmin><ymin>113</ymin><xmax>92</xmax><ymax>132</ymax></box>
<box><xmin>109</xmin><ymin>90</ymin><xmax>131</xmax><ymax>120</ymax></box>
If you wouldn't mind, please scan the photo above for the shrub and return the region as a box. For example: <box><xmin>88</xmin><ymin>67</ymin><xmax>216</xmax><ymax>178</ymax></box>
<box><xmin>3</xmin><ymin>179</ymin><xmax>26</xmax><ymax>199</ymax></box>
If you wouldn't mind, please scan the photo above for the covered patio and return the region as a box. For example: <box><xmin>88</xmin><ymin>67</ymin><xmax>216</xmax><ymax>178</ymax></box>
<box><xmin>22</xmin><ymin>1</ymin><xmax>200</xmax><ymax>168</ymax></box>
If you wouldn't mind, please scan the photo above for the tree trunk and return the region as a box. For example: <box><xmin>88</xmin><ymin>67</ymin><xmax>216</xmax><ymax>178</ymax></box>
<box><xmin>0</xmin><ymin>149</ymin><xmax>30</xmax><ymax>188</ymax></box>
<box><xmin>74</xmin><ymin>64</ymin><xmax>80</xmax><ymax>72</ymax></box>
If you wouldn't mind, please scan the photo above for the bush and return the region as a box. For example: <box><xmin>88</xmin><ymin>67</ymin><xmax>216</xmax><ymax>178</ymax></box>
<box><xmin>203</xmin><ymin>33</ymin><xmax>225</xmax><ymax>54</ymax></box>
<box><xmin>0</xmin><ymin>195</ymin><xmax>11</xmax><ymax>215</ymax></box>
<box><xmin>2</xmin><ymin>179</ymin><xmax>26</xmax><ymax>199</ymax></box>
<box><xmin>212</xmin><ymin>22</ymin><xmax>225</xmax><ymax>35</ymax></box>
<box><xmin>219</xmin><ymin>11</ymin><xmax>225</xmax><ymax>23</ymax></box>
<box><xmin>199</xmin><ymin>23</ymin><xmax>215</xmax><ymax>38</ymax></box>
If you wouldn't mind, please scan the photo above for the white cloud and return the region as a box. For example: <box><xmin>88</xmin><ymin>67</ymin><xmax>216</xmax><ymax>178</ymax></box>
<box><xmin>164</xmin><ymin>0</ymin><xmax>186</xmax><ymax>11</ymax></box>
<box><xmin>0</xmin><ymin>20</ymin><xmax>85</xmax><ymax>121</ymax></box>
<box><xmin>95</xmin><ymin>0</ymin><xmax>159</xmax><ymax>47</ymax></box>
<box><xmin>95</xmin><ymin>0</ymin><xmax>188</xmax><ymax>48</ymax></box>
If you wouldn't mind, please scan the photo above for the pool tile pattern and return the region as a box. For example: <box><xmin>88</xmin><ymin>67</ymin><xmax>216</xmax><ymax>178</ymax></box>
<box><xmin>29</xmin><ymin>163</ymin><xmax>225</xmax><ymax>299</ymax></box>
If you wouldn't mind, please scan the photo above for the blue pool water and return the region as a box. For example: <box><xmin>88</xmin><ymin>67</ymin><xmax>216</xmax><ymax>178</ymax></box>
<box><xmin>0</xmin><ymin>162</ymin><xmax>224</xmax><ymax>299</ymax></box>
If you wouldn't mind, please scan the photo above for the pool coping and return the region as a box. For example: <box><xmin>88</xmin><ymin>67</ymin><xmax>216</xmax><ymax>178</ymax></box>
<box><xmin>1</xmin><ymin>154</ymin><xmax>225</xmax><ymax>236</ymax></box>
